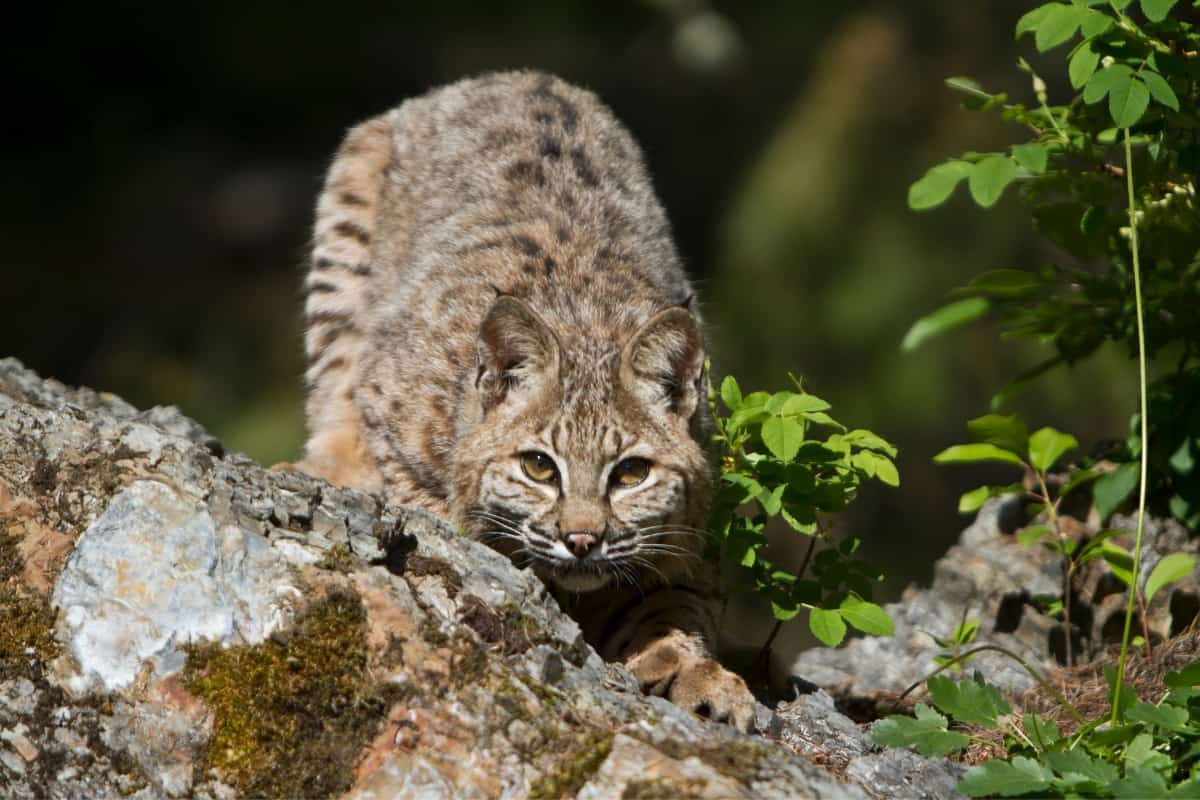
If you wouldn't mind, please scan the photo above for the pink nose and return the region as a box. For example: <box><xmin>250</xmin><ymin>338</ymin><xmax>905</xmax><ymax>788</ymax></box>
<box><xmin>564</xmin><ymin>532</ymin><xmax>598</xmax><ymax>558</ymax></box>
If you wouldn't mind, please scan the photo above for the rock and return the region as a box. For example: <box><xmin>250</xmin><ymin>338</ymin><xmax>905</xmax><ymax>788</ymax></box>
<box><xmin>0</xmin><ymin>357</ymin><xmax>967</xmax><ymax>798</ymax></box>
<box><xmin>792</xmin><ymin>479</ymin><xmax>1200</xmax><ymax>702</ymax></box>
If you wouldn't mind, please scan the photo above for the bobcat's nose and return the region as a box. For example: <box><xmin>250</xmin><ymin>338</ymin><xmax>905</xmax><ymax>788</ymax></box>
<box><xmin>563</xmin><ymin>531</ymin><xmax>599</xmax><ymax>558</ymax></box>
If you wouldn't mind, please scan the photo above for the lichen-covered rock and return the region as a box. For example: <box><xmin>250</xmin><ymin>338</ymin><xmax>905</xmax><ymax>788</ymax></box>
<box><xmin>0</xmin><ymin>357</ymin><xmax>966</xmax><ymax>799</ymax></box>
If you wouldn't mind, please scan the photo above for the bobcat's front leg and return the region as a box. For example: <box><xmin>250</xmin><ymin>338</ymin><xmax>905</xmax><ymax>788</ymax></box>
<box><xmin>624</xmin><ymin>627</ymin><xmax>755</xmax><ymax>731</ymax></box>
<box><xmin>612</xmin><ymin>585</ymin><xmax>755</xmax><ymax>731</ymax></box>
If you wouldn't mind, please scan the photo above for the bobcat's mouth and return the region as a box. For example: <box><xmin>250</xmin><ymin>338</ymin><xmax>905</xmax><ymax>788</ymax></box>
<box><xmin>538</xmin><ymin>558</ymin><xmax>615</xmax><ymax>593</ymax></box>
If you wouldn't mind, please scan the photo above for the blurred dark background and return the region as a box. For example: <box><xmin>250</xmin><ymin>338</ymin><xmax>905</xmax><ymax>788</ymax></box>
<box><xmin>4</xmin><ymin>1</ymin><xmax>1132</xmax><ymax>666</ymax></box>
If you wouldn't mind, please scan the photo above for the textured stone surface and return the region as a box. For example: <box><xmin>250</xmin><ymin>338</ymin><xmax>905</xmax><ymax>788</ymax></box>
<box><xmin>0</xmin><ymin>357</ymin><xmax>969</xmax><ymax>799</ymax></box>
<box><xmin>792</xmin><ymin>477</ymin><xmax>1200</xmax><ymax>702</ymax></box>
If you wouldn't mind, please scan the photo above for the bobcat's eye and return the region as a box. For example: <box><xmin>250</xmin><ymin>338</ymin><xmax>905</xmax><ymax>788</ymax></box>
<box><xmin>611</xmin><ymin>458</ymin><xmax>650</xmax><ymax>488</ymax></box>
<box><xmin>520</xmin><ymin>451</ymin><xmax>559</xmax><ymax>483</ymax></box>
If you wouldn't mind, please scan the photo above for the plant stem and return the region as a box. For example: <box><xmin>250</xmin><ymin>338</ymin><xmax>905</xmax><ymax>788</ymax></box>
<box><xmin>1037</xmin><ymin>472</ymin><xmax>1074</xmax><ymax>667</ymax></box>
<box><xmin>751</xmin><ymin>533</ymin><xmax>820</xmax><ymax>679</ymax></box>
<box><xmin>1111</xmin><ymin>126</ymin><xmax>1150</xmax><ymax>726</ymax></box>
<box><xmin>901</xmin><ymin>644</ymin><xmax>1087</xmax><ymax>724</ymax></box>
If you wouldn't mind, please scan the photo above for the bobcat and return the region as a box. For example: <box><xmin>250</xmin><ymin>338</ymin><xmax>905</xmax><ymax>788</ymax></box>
<box><xmin>295</xmin><ymin>70</ymin><xmax>754</xmax><ymax>729</ymax></box>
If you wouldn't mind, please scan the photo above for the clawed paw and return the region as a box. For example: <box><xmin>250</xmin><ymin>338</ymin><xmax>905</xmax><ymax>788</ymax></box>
<box><xmin>667</xmin><ymin>657</ymin><xmax>756</xmax><ymax>732</ymax></box>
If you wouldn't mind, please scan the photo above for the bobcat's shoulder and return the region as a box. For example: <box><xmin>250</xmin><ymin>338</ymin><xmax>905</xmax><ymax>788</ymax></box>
<box><xmin>296</xmin><ymin>71</ymin><xmax>753</xmax><ymax>729</ymax></box>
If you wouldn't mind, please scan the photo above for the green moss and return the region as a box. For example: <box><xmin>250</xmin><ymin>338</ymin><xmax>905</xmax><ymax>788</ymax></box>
<box><xmin>528</xmin><ymin>730</ymin><xmax>615</xmax><ymax>800</ymax></box>
<box><xmin>0</xmin><ymin>527</ymin><xmax>59</xmax><ymax>679</ymax></box>
<box><xmin>622</xmin><ymin>777</ymin><xmax>708</xmax><ymax>799</ymax></box>
<box><xmin>182</xmin><ymin>590</ymin><xmax>401</xmax><ymax>799</ymax></box>
<box><xmin>405</xmin><ymin>554</ymin><xmax>462</xmax><ymax>597</ymax></box>
<box><xmin>316</xmin><ymin>544</ymin><xmax>356</xmax><ymax>572</ymax></box>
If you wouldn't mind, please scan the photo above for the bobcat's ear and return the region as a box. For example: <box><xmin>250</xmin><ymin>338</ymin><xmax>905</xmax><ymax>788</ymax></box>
<box><xmin>620</xmin><ymin>307</ymin><xmax>706</xmax><ymax>419</ymax></box>
<box><xmin>476</xmin><ymin>296</ymin><xmax>560</xmax><ymax>410</ymax></box>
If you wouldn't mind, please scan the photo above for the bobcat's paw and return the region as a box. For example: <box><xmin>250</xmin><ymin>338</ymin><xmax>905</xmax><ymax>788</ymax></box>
<box><xmin>626</xmin><ymin>635</ymin><xmax>755</xmax><ymax>731</ymax></box>
<box><xmin>667</xmin><ymin>658</ymin><xmax>755</xmax><ymax>732</ymax></box>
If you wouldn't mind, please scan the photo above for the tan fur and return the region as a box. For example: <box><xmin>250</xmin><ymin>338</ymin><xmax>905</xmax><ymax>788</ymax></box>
<box><xmin>296</xmin><ymin>71</ymin><xmax>753</xmax><ymax>729</ymax></box>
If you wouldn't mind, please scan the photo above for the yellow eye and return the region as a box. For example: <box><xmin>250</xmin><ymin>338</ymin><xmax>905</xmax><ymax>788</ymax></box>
<box><xmin>520</xmin><ymin>452</ymin><xmax>558</xmax><ymax>483</ymax></box>
<box><xmin>612</xmin><ymin>458</ymin><xmax>650</xmax><ymax>487</ymax></box>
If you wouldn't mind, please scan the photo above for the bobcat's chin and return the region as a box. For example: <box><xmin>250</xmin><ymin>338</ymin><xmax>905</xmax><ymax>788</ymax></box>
<box><xmin>536</xmin><ymin>562</ymin><xmax>614</xmax><ymax>593</ymax></box>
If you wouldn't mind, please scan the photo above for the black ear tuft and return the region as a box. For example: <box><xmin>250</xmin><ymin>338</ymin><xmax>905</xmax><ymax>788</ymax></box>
<box><xmin>619</xmin><ymin>307</ymin><xmax>706</xmax><ymax>418</ymax></box>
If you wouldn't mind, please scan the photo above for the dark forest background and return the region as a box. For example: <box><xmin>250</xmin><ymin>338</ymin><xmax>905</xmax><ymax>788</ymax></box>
<box><xmin>4</xmin><ymin>1</ymin><xmax>1133</xmax><ymax>666</ymax></box>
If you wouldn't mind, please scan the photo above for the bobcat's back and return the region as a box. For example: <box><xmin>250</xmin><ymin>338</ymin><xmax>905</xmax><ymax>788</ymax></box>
<box><xmin>301</xmin><ymin>71</ymin><xmax>697</xmax><ymax>510</ymax></box>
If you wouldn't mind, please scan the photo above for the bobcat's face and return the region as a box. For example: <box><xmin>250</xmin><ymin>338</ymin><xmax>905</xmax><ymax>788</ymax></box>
<box><xmin>451</xmin><ymin>297</ymin><xmax>712</xmax><ymax>592</ymax></box>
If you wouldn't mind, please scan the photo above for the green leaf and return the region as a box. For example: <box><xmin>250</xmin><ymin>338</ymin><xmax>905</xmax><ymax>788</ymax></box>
<box><xmin>1095</xmin><ymin>462</ymin><xmax>1138</xmax><ymax>520</ymax></box>
<box><xmin>1084</xmin><ymin>64</ymin><xmax>1134</xmax><ymax>104</ymax></box>
<box><xmin>872</xmin><ymin>704</ymin><xmax>969</xmax><ymax>757</ymax></box>
<box><xmin>959</xmin><ymin>483</ymin><xmax>1023</xmax><ymax>513</ymax></box>
<box><xmin>1112</xmin><ymin>767</ymin><xmax>1169</xmax><ymax>799</ymax></box>
<box><xmin>842</xmin><ymin>429</ymin><xmax>899</xmax><ymax>457</ymax></box>
<box><xmin>952</xmin><ymin>269</ymin><xmax>1040</xmax><ymax>298</ymax></box>
<box><xmin>1017</xmin><ymin>523</ymin><xmax>1053</xmax><ymax>547</ymax></box>
<box><xmin>1140</xmin><ymin>0</ymin><xmax>1178</xmax><ymax>22</ymax></box>
<box><xmin>1042</xmin><ymin>750</ymin><xmax>1119</xmax><ymax>786</ymax></box>
<box><xmin>779</xmin><ymin>393</ymin><xmax>831</xmax><ymax>416</ymax></box>
<box><xmin>1109</xmin><ymin>75</ymin><xmax>1150</xmax><ymax>128</ymax></box>
<box><xmin>934</xmin><ymin>443</ymin><xmax>1025</xmax><ymax>466</ymax></box>
<box><xmin>1011</xmin><ymin>142</ymin><xmax>1048</xmax><ymax>174</ymax></box>
<box><xmin>958</xmin><ymin>756</ymin><xmax>1053</xmax><ymax>797</ymax></box>
<box><xmin>908</xmin><ymin>160</ymin><xmax>972</xmax><ymax>210</ymax></box>
<box><xmin>855</xmin><ymin>452</ymin><xmax>900</xmax><ymax>487</ymax></box>
<box><xmin>721</xmin><ymin>471</ymin><xmax>765</xmax><ymax>503</ymax></box>
<box><xmin>1015</xmin><ymin>4</ymin><xmax>1055</xmax><ymax>38</ymax></box>
<box><xmin>1103</xmin><ymin>542</ymin><xmax>1135</xmax><ymax>587</ymax></box>
<box><xmin>927</xmin><ymin>674</ymin><xmax>1011</xmax><ymax>727</ymax></box>
<box><xmin>838</xmin><ymin>596</ymin><xmax>894</xmax><ymax>636</ymax></box>
<box><xmin>1140</xmin><ymin>70</ymin><xmax>1179</xmax><ymax>111</ymax></box>
<box><xmin>1035</xmin><ymin>3</ymin><xmax>1084</xmax><ymax>51</ymax></box>
<box><xmin>762</xmin><ymin>416</ymin><xmax>804</xmax><ymax>463</ymax></box>
<box><xmin>968</xmin><ymin>155</ymin><xmax>1019</xmax><ymax>208</ymax></box>
<box><xmin>1127</xmin><ymin>701</ymin><xmax>1193</xmax><ymax>732</ymax></box>
<box><xmin>809</xmin><ymin>607</ymin><xmax>847</xmax><ymax>647</ymax></box>
<box><xmin>1027</xmin><ymin>426</ymin><xmax>1078</xmax><ymax>471</ymax></box>
<box><xmin>1079</xmin><ymin>8</ymin><xmax>1113</xmax><ymax>38</ymax></box>
<box><xmin>1022</xmin><ymin>713</ymin><xmax>1060</xmax><ymax>749</ymax></box>
<box><xmin>967</xmin><ymin>413</ymin><xmax>1029</xmax><ymax>455</ymax></box>
<box><xmin>719</xmin><ymin>375</ymin><xmax>742</xmax><ymax>411</ymax></box>
<box><xmin>1165</xmin><ymin>663</ymin><xmax>1200</xmax><ymax>689</ymax></box>
<box><xmin>757</xmin><ymin>484</ymin><xmax>786</xmax><ymax>516</ymax></box>
<box><xmin>1069</xmin><ymin>41</ymin><xmax>1101</xmax><ymax>89</ymax></box>
<box><xmin>901</xmin><ymin>298</ymin><xmax>990</xmax><ymax>351</ymax></box>
<box><xmin>1145</xmin><ymin>552</ymin><xmax>1196</xmax><ymax>604</ymax></box>
<box><xmin>1061</xmin><ymin>467</ymin><xmax>1100</xmax><ymax>498</ymax></box>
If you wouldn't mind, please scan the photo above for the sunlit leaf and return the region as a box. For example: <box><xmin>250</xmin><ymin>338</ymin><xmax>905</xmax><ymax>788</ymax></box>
<box><xmin>1109</xmin><ymin>75</ymin><xmax>1150</xmax><ymax>128</ymax></box>
<box><xmin>901</xmin><ymin>298</ymin><xmax>990</xmax><ymax>351</ymax></box>
<box><xmin>968</xmin><ymin>155</ymin><xmax>1019</xmax><ymax>207</ymax></box>
<box><xmin>719</xmin><ymin>375</ymin><xmax>742</xmax><ymax>411</ymax></box>
<box><xmin>871</xmin><ymin>704</ymin><xmax>969</xmax><ymax>757</ymax></box>
<box><xmin>762</xmin><ymin>416</ymin><xmax>804</xmax><ymax>462</ymax></box>
<box><xmin>1011</xmin><ymin>142</ymin><xmax>1047</xmax><ymax>174</ymax></box>
<box><xmin>1084</xmin><ymin>64</ymin><xmax>1133</xmax><ymax>104</ymax></box>
<box><xmin>1140</xmin><ymin>70</ymin><xmax>1179</xmax><ymax>111</ymax></box>
<box><xmin>1140</xmin><ymin>0</ymin><xmax>1178</xmax><ymax>22</ymax></box>
<box><xmin>909</xmin><ymin>160</ymin><xmax>973</xmax><ymax>210</ymax></box>
<box><xmin>809</xmin><ymin>607</ymin><xmax>847</xmax><ymax>647</ymax></box>
<box><xmin>934</xmin><ymin>443</ymin><xmax>1025</xmax><ymax>466</ymax></box>
<box><xmin>838</xmin><ymin>596</ymin><xmax>894</xmax><ymax>636</ymax></box>
<box><xmin>1069</xmin><ymin>41</ymin><xmax>1101</xmax><ymax>89</ymax></box>
<box><xmin>1027</xmin><ymin>426</ymin><xmax>1078</xmax><ymax>471</ymax></box>
<box><xmin>1145</xmin><ymin>552</ymin><xmax>1196</xmax><ymax>604</ymax></box>
<box><xmin>928</xmin><ymin>674</ymin><xmax>1011</xmax><ymax>727</ymax></box>
<box><xmin>968</xmin><ymin>414</ymin><xmax>1029</xmax><ymax>455</ymax></box>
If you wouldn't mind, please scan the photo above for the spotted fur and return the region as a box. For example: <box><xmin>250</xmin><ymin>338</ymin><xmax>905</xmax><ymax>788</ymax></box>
<box><xmin>295</xmin><ymin>71</ymin><xmax>753</xmax><ymax>729</ymax></box>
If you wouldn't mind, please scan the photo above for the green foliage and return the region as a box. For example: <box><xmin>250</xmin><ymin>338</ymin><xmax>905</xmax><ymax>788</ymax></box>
<box><xmin>707</xmin><ymin>372</ymin><xmax>897</xmax><ymax>648</ymax></box>
<box><xmin>901</xmin><ymin>0</ymin><xmax>1200</xmax><ymax>528</ymax></box>
<box><xmin>874</xmin><ymin>664</ymin><xmax>1200</xmax><ymax>797</ymax></box>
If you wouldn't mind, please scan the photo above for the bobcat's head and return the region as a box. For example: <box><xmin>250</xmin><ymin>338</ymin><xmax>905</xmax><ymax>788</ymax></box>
<box><xmin>450</xmin><ymin>296</ymin><xmax>713</xmax><ymax>593</ymax></box>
